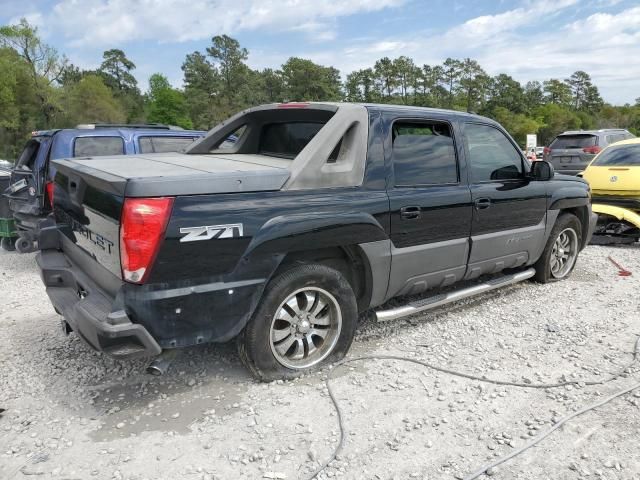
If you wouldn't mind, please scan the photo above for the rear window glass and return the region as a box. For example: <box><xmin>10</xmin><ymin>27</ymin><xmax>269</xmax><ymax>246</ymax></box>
<box><xmin>259</xmin><ymin>122</ymin><xmax>324</xmax><ymax>159</ymax></box>
<box><xmin>74</xmin><ymin>137</ymin><xmax>124</xmax><ymax>157</ymax></box>
<box><xmin>550</xmin><ymin>135</ymin><xmax>596</xmax><ymax>149</ymax></box>
<box><xmin>16</xmin><ymin>138</ymin><xmax>42</xmax><ymax>170</ymax></box>
<box><xmin>592</xmin><ymin>144</ymin><xmax>640</xmax><ymax>166</ymax></box>
<box><xmin>139</xmin><ymin>136</ymin><xmax>198</xmax><ymax>153</ymax></box>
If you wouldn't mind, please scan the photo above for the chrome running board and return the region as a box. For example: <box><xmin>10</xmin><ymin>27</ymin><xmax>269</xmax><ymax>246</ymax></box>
<box><xmin>375</xmin><ymin>268</ymin><xmax>536</xmax><ymax>322</ymax></box>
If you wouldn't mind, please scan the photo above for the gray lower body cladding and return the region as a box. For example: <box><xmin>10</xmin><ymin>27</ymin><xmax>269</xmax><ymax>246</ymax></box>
<box><xmin>360</xmin><ymin>213</ymin><xmax>560</xmax><ymax>308</ymax></box>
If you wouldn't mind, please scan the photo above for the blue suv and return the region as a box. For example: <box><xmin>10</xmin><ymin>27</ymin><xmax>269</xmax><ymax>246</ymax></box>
<box><xmin>6</xmin><ymin>124</ymin><xmax>205</xmax><ymax>252</ymax></box>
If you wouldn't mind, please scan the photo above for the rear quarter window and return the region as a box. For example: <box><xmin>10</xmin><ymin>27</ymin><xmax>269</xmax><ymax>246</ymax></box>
<box><xmin>138</xmin><ymin>136</ymin><xmax>199</xmax><ymax>153</ymax></box>
<box><xmin>550</xmin><ymin>135</ymin><xmax>596</xmax><ymax>149</ymax></box>
<box><xmin>593</xmin><ymin>144</ymin><xmax>640</xmax><ymax>166</ymax></box>
<box><xmin>74</xmin><ymin>137</ymin><xmax>125</xmax><ymax>157</ymax></box>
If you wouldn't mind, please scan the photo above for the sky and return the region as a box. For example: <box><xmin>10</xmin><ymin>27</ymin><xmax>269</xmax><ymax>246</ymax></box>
<box><xmin>1</xmin><ymin>0</ymin><xmax>639</xmax><ymax>105</ymax></box>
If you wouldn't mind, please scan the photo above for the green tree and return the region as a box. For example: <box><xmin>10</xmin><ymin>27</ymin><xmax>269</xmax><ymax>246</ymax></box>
<box><xmin>281</xmin><ymin>57</ymin><xmax>341</xmax><ymax>101</ymax></box>
<box><xmin>99</xmin><ymin>49</ymin><xmax>138</xmax><ymax>92</ymax></box>
<box><xmin>535</xmin><ymin>103</ymin><xmax>582</xmax><ymax>145</ymax></box>
<box><xmin>373</xmin><ymin>57</ymin><xmax>397</xmax><ymax>100</ymax></box>
<box><xmin>259</xmin><ymin>68</ymin><xmax>284</xmax><ymax>102</ymax></box>
<box><xmin>98</xmin><ymin>49</ymin><xmax>144</xmax><ymax>122</ymax></box>
<box><xmin>458</xmin><ymin>58</ymin><xmax>489</xmax><ymax>112</ymax></box>
<box><xmin>418</xmin><ymin>65</ymin><xmax>446</xmax><ymax>107</ymax></box>
<box><xmin>523</xmin><ymin>81</ymin><xmax>544</xmax><ymax>112</ymax></box>
<box><xmin>62</xmin><ymin>74</ymin><xmax>126</xmax><ymax>125</ymax></box>
<box><xmin>442</xmin><ymin>58</ymin><xmax>462</xmax><ymax>108</ymax></box>
<box><xmin>565</xmin><ymin>71</ymin><xmax>603</xmax><ymax>113</ymax></box>
<box><xmin>182</xmin><ymin>51</ymin><xmax>219</xmax><ymax>128</ymax></box>
<box><xmin>206</xmin><ymin>35</ymin><xmax>249</xmax><ymax>97</ymax></box>
<box><xmin>485</xmin><ymin>74</ymin><xmax>526</xmax><ymax>114</ymax></box>
<box><xmin>491</xmin><ymin>106</ymin><xmax>541</xmax><ymax>147</ymax></box>
<box><xmin>393</xmin><ymin>56</ymin><xmax>417</xmax><ymax>104</ymax></box>
<box><xmin>0</xmin><ymin>18</ymin><xmax>67</xmax><ymax>126</ymax></box>
<box><xmin>543</xmin><ymin>79</ymin><xmax>572</xmax><ymax>107</ymax></box>
<box><xmin>566</xmin><ymin>71</ymin><xmax>588</xmax><ymax>109</ymax></box>
<box><xmin>344</xmin><ymin>68</ymin><xmax>376</xmax><ymax>103</ymax></box>
<box><xmin>146</xmin><ymin>73</ymin><xmax>193</xmax><ymax>129</ymax></box>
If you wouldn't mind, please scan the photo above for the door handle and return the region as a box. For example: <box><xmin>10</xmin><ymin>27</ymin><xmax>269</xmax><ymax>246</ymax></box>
<box><xmin>474</xmin><ymin>198</ymin><xmax>491</xmax><ymax>209</ymax></box>
<box><xmin>400</xmin><ymin>206</ymin><xmax>421</xmax><ymax>220</ymax></box>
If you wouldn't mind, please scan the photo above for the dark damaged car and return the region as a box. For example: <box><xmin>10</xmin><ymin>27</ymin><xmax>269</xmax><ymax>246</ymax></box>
<box><xmin>36</xmin><ymin>103</ymin><xmax>597</xmax><ymax>380</ymax></box>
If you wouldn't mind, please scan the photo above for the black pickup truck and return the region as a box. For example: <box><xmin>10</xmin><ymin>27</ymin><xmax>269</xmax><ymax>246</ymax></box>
<box><xmin>37</xmin><ymin>102</ymin><xmax>597</xmax><ymax>380</ymax></box>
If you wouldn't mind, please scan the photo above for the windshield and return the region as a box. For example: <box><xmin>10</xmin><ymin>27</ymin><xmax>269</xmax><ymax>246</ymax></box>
<box><xmin>550</xmin><ymin>135</ymin><xmax>596</xmax><ymax>149</ymax></box>
<box><xmin>592</xmin><ymin>144</ymin><xmax>640</xmax><ymax>166</ymax></box>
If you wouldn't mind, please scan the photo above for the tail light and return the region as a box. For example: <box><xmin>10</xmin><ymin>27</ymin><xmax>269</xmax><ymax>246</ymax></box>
<box><xmin>45</xmin><ymin>181</ymin><xmax>54</xmax><ymax>209</ymax></box>
<box><xmin>543</xmin><ymin>147</ymin><xmax>551</xmax><ymax>156</ymax></box>
<box><xmin>120</xmin><ymin>197</ymin><xmax>174</xmax><ymax>284</ymax></box>
<box><xmin>583</xmin><ymin>146</ymin><xmax>602</xmax><ymax>154</ymax></box>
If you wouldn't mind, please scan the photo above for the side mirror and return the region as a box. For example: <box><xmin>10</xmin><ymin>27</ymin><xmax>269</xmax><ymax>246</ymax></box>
<box><xmin>530</xmin><ymin>160</ymin><xmax>554</xmax><ymax>181</ymax></box>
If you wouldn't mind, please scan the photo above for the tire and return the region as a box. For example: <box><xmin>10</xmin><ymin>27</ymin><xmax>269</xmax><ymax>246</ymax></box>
<box><xmin>238</xmin><ymin>264</ymin><xmax>358</xmax><ymax>381</ymax></box>
<box><xmin>1</xmin><ymin>237</ymin><xmax>16</xmax><ymax>252</ymax></box>
<box><xmin>534</xmin><ymin>213</ymin><xmax>582</xmax><ymax>283</ymax></box>
<box><xmin>14</xmin><ymin>236</ymin><xmax>35</xmax><ymax>254</ymax></box>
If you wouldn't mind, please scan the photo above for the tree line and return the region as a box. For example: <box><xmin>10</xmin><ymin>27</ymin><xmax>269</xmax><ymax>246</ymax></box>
<box><xmin>1</xmin><ymin>18</ymin><xmax>639</xmax><ymax>160</ymax></box>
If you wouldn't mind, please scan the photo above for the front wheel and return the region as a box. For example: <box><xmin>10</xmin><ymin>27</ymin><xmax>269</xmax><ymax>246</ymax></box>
<box><xmin>238</xmin><ymin>264</ymin><xmax>358</xmax><ymax>381</ymax></box>
<box><xmin>534</xmin><ymin>213</ymin><xmax>582</xmax><ymax>283</ymax></box>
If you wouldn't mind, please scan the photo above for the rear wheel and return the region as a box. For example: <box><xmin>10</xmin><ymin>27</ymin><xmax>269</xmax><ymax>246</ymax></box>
<box><xmin>238</xmin><ymin>264</ymin><xmax>358</xmax><ymax>381</ymax></box>
<box><xmin>534</xmin><ymin>213</ymin><xmax>582</xmax><ymax>283</ymax></box>
<box><xmin>14</xmin><ymin>236</ymin><xmax>35</xmax><ymax>254</ymax></box>
<box><xmin>1</xmin><ymin>237</ymin><xmax>16</xmax><ymax>252</ymax></box>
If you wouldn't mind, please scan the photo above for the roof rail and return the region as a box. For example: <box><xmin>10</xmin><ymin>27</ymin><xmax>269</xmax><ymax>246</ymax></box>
<box><xmin>75</xmin><ymin>123</ymin><xmax>185</xmax><ymax>131</ymax></box>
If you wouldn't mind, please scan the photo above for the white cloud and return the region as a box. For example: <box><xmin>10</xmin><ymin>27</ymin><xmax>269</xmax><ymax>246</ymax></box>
<box><xmin>8</xmin><ymin>11</ymin><xmax>44</xmax><ymax>28</ymax></box>
<box><xmin>5</xmin><ymin>0</ymin><xmax>638</xmax><ymax>103</ymax></box>
<box><xmin>46</xmin><ymin>0</ymin><xmax>404</xmax><ymax>45</ymax></box>
<box><xmin>274</xmin><ymin>2</ymin><xmax>640</xmax><ymax>104</ymax></box>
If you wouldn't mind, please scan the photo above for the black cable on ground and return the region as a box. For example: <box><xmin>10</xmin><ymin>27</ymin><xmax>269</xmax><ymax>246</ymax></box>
<box><xmin>462</xmin><ymin>380</ymin><xmax>640</xmax><ymax>480</ymax></box>
<box><xmin>307</xmin><ymin>336</ymin><xmax>640</xmax><ymax>480</ymax></box>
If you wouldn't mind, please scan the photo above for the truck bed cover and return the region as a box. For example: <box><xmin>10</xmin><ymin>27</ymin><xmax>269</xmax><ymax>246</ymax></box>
<box><xmin>52</xmin><ymin>153</ymin><xmax>291</xmax><ymax>197</ymax></box>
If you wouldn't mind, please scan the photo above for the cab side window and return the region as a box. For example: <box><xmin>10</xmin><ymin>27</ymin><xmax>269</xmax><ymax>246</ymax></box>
<box><xmin>464</xmin><ymin>124</ymin><xmax>523</xmax><ymax>182</ymax></box>
<box><xmin>392</xmin><ymin>121</ymin><xmax>458</xmax><ymax>186</ymax></box>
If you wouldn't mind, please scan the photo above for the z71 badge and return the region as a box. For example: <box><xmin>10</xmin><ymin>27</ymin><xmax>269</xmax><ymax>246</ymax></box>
<box><xmin>179</xmin><ymin>223</ymin><xmax>244</xmax><ymax>242</ymax></box>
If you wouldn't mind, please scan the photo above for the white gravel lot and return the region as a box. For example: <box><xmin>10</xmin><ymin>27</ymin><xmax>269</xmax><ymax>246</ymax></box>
<box><xmin>1</xmin><ymin>244</ymin><xmax>639</xmax><ymax>480</ymax></box>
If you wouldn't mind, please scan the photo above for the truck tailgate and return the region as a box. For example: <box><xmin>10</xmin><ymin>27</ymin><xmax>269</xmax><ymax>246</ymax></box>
<box><xmin>51</xmin><ymin>152</ymin><xmax>290</xmax><ymax>279</ymax></box>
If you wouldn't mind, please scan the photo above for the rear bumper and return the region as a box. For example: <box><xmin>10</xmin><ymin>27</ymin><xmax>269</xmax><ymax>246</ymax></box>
<box><xmin>36</xmin><ymin>226</ymin><xmax>269</xmax><ymax>358</ymax></box>
<box><xmin>37</xmin><ymin>247</ymin><xmax>161</xmax><ymax>358</ymax></box>
<box><xmin>592</xmin><ymin>204</ymin><xmax>640</xmax><ymax>229</ymax></box>
<box><xmin>592</xmin><ymin>195</ymin><xmax>640</xmax><ymax>211</ymax></box>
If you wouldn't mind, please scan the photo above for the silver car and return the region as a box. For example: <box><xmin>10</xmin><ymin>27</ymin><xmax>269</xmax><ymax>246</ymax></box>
<box><xmin>544</xmin><ymin>129</ymin><xmax>635</xmax><ymax>175</ymax></box>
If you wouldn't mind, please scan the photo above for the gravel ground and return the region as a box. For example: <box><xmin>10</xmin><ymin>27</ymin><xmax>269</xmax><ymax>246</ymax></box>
<box><xmin>1</xmin><ymin>244</ymin><xmax>639</xmax><ymax>480</ymax></box>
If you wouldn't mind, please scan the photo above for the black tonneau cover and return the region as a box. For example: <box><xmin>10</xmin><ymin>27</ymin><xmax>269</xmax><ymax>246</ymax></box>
<box><xmin>52</xmin><ymin>153</ymin><xmax>291</xmax><ymax>198</ymax></box>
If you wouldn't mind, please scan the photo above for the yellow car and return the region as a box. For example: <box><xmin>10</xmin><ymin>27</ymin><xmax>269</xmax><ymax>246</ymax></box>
<box><xmin>582</xmin><ymin>137</ymin><xmax>640</xmax><ymax>244</ymax></box>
